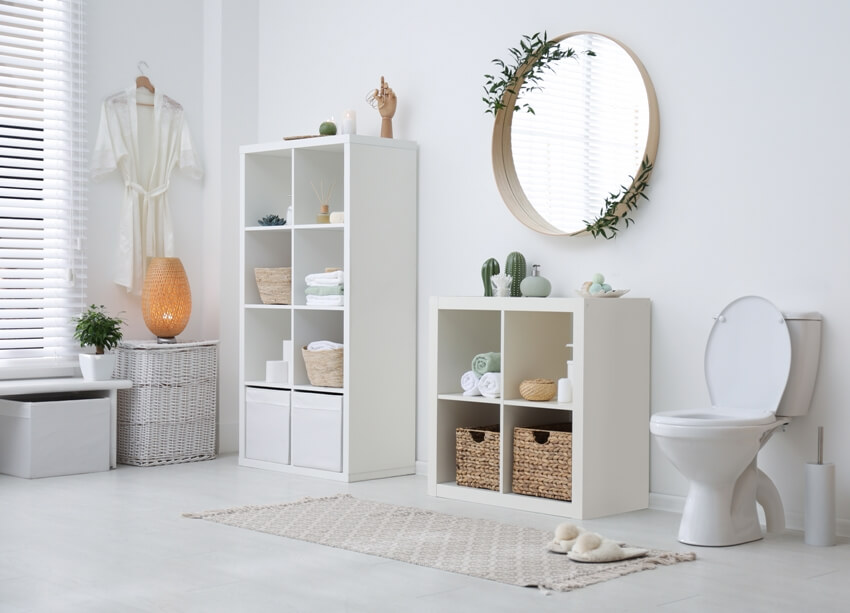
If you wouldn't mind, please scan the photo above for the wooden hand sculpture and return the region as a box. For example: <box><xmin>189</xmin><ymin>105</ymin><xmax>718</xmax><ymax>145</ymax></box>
<box><xmin>371</xmin><ymin>76</ymin><xmax>396</xmax><ymax>138</ymax></box>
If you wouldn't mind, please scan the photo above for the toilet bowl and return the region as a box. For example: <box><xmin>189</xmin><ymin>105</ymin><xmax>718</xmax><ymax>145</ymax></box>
<box><xmin>650</xmin><ymin>296</ymin><xmax>822</xmax><ymax>546</ymax></box>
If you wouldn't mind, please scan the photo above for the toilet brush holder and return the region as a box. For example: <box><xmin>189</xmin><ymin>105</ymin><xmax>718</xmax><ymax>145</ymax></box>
<box><xmin>804</xmin><ymin>426</ymin><xmax>836</xmax><ymax>546</ymax></box>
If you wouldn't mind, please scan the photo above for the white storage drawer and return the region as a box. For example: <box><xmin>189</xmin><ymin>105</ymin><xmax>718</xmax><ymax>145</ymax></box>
<box><xmin>0</xmin><ymin>395</ymin><xmax>110</xmax><ymax>478</ymax></box>
<box><xmin>290</xmin><ymin>391</ymin><xmax>342</xmax><ymax>472</ymax></box>
<box><xmin>245</xmin><ymin>387</ymin><xmax>290</xmax><ymax>464</ymax></box>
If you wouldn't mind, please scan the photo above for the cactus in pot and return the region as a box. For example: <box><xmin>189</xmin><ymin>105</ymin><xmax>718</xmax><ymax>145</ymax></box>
<box><xmin>504</xmin><ymin>251</ymin><xmax>527</xmax><ymax>297</ymax></box>
<box><xmin>481</xmin><ymin>258</ymin><xmax>500</xmax><ymax>296</ymax></box>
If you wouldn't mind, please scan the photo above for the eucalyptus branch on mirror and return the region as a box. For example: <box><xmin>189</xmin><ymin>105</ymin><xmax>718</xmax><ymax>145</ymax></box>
<box><xmin>583</xmin><ymin>157</ymin><xmax>653</xmax><ymax>239</ymax></box>
<box><xmin>483</xmin><ymin>32</ymin><xmax>595</xmax><ymax>116</ymax></box>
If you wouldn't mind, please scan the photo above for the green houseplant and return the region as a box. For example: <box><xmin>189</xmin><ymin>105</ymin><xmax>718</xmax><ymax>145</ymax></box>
<box><xmin>72</xmin><ymin>304</ymin><xmax>125</xmax><ymax>380</ymax></box>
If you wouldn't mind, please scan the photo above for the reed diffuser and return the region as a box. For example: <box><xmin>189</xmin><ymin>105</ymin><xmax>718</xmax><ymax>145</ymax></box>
<box><xmin>312</xmin><ymin>180</ymin><xmax>335</xmax><ymax>224</ymax></box>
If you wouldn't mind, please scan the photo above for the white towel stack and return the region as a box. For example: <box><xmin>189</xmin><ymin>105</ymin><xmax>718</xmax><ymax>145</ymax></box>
<box><xmin>305</xmin><ymin>270</ymin><xmax>344</xmax><ymax>306</ymax></box>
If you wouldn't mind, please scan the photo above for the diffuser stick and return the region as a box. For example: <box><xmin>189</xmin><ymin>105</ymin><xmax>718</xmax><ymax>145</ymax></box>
<box><xmin>817</xmin><ymin>426</ymin><xmax>823</xmax><ymax>464</ymax></box>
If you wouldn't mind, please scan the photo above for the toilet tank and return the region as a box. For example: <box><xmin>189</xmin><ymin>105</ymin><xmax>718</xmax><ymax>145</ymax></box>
<box><xmin>776</xmin><ymin>312</ymin><xmax>822</xmax><ymax>417</ymax></box>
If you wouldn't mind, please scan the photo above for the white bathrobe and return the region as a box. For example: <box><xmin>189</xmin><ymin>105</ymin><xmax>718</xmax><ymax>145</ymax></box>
<box><xmin>92</xmin><ymin>86</ymin><xmax>202</xmax><ymax>294</ymax></box>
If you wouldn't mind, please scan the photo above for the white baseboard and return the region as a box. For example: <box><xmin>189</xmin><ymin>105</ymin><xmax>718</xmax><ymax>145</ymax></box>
<box><xmin>415</xmin><ymin>460</ymin><xmax>428</xmax><ymax>476</ymax></box>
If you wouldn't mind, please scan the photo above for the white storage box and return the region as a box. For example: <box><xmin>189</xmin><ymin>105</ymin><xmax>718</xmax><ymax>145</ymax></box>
<box><xmin>0</xmin><ymin>395</ymin><xmax>110</xmax><ymax>478</ymax></box>
<box><xmin>245</xmin><ymin>387</ymin><xmax>290</xmax><ymax>464</ymax></box>
<box><xmin>290</xmin><ymin>391</ymin><xmax>342</xmax><ymax>472</ymax></box>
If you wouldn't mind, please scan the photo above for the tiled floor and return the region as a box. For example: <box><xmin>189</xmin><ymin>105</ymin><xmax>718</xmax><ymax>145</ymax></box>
<box><xmin>0</xmin><ymin>455</ymin><xmax>847</xmax><ymax>612</ymax></box>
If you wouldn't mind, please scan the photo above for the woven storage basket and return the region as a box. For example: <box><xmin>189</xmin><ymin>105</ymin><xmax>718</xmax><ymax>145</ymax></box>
<box><xmin>254</xmin><ymin>267</ymin><xmax>291</xmax><ymax>305</ymax></box>
<box><xmin>115</xmin><ymin>341</ymin><xmax>218</xmax><ymax>466</ymax></box>
<box><xmin>301</xmin><ymin>346</ymin><xmax>344</xmax><ymax>387</ymax></box>
<box><xmin>512</xmin><ymin>423</ymin><xmax>572</xmax><ymax>501</ymax></box>
<box><xmin>519</xmin><ymin>378</ymin><xmax>556</xmax><ymax>401</ymax></box>
<box><xmin>456</xmin><ymin>424</ymin><xmax>500</xmax><ymax>490</ymax></box>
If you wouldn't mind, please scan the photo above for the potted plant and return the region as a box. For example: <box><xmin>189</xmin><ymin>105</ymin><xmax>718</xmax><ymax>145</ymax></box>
<box><xmin>72</xmin><ymin>304</ymin><xmax>125</xmax><ymax>381</ymax></box>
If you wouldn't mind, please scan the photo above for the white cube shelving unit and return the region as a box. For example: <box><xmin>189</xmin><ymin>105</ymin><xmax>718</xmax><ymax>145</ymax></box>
<box><xmin>239</xmin><ymin>135</ymin><xmax>418</xmax><ymax>482</ymax></box>
<box><xmin>428</xmin><ymin>296</ymin><xmax>651</xmax><ymax>519</ymax></box>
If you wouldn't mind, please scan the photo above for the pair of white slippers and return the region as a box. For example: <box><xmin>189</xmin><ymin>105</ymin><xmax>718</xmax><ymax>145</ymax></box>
<box><xmin>547</xmin><ymin>523</ymin><xmax>648</xmax><ymax>563</ymax></box>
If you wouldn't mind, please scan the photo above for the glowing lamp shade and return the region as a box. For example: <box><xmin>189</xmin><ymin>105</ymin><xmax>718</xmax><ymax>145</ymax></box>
<box><xmin>142</xmin><ymin>257</ymin><xmax>191</xmax><ymax>343</ymax></box>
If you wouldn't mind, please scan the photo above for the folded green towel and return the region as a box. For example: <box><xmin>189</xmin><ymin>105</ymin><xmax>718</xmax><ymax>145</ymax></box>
<box><xmin>305</xmin><ymin>285</ymin><xmax>344</xmax><ymax>296</ymax></box>
<box><xmin>471</xmin><ymin>352</ymin><xmax>501</xmax><ymax>375</ymax></box>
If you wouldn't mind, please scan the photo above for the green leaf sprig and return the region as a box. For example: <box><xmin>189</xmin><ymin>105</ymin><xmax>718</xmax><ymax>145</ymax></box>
<box><xmin>583</xmin><ymin>157</ymin><xmax>653</xmax><ymax>239</ymax></box>
<box><xmin>483</xmin><ymin>32</ymin><xmax>595</xmax><ymax>116</ymax></box>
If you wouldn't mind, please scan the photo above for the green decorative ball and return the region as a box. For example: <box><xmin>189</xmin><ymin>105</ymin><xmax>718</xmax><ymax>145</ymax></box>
<box><xmin>319</xmin><ymin>121</ymin><xmax>337</xmax><ymax>135</ymax></box>
<box><xmin>592</xmin><ymin>272</ymin><xmax>605</xmax><ymax>285</ymax></box>
<box><xmin>589</xmin><ymin>282</ymin><xmax>604</xmax><ymax>295</ymax></box>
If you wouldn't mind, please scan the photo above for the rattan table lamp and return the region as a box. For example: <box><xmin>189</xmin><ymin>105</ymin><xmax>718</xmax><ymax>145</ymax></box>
<box><xmin>142</xmin><ymin>257</ymin><xmax>191</xmax><ymax>343</ymax></box>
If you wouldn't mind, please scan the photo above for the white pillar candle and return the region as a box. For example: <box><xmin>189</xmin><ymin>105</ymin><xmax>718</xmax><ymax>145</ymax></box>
<box><xmin>342</xmin><ymin>110</ymin><xmax>356</xmax><ymax>135</ymax></box>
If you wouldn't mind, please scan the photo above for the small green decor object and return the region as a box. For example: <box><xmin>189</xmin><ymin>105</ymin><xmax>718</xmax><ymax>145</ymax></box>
<box><xmin>72</xmin><ymin>304</ymin><xmax>125</xmax><ymax>355</ymax></box>
<box><xmin>319</xmin><ymin>121</ymin><xmax>337</xmax><ymax>136</ymax></box>
<box><xmin>258</xmin><ymin>214</ymin><xmax>286</xmax><ymax>226</ymax></box>
<box><xmin>504</xmin><ymin>251</ymin><xmax>526</xmax><ymax>297</ymax></box>
<box><xmin>483</xmin><ymin>31</ymin><xmax>595</xmax><ymax>116</ymax></box>
<box><xmin>583</xmin><ymin>157</ymin><xmax>653</xmax><ymax>239</ymax></box>
<box><xmin>481</xmin><ymin>258</ymin><xmax>500</xmax><ymax>296</ymax></box>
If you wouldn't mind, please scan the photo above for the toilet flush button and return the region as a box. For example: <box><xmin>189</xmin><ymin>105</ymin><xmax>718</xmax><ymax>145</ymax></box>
<box><xmin>714</xmin><ymin>315</ymin><xmax>726</xmax><ymax>323</ymax></box>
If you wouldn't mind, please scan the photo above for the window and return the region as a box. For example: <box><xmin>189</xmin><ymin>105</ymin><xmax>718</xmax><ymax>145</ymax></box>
<box><xmin>0</xmin><ymin>0</ymin><xmax>86</xmax><ymax>375</ymax></box>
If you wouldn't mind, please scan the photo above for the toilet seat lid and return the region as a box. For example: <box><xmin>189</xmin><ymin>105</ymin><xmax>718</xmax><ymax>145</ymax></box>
<box><xmin>705</xmin><ymin>296</ymin><xmax>791</xmax><ymax>413</ymax></box>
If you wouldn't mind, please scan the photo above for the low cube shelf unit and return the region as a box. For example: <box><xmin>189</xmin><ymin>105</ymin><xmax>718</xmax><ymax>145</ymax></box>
<box><xmin>428</xmin><ymin>296</ymin><xmax>651</xmax><ymax>519</ymax></box>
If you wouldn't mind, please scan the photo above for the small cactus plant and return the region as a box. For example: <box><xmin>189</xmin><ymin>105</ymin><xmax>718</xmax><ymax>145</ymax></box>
<box><xmin>504</xmin><ymin>251</ymin><xmax>527</xmax><ymax>297</ymax></box>
<box><xmin>481</xmin><ymin>258</ymin><xmax>500</xmax><ymax>296</ymax></box>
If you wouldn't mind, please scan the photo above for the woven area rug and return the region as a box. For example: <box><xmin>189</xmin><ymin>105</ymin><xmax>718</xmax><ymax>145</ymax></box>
<box><xmin>185</xmin><ymin>494</ymin><xmax>695</xmax><ymax>592</ymax></box>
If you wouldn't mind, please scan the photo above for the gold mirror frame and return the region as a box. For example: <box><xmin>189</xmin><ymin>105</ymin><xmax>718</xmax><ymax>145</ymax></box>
<box><xmin>492</xmin><ymin>32</ymin><xmax>660</xmax><ymax>236</ymax></box>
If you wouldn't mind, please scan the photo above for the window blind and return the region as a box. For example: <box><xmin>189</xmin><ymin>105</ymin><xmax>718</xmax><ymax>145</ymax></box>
<box><xmin>0</xmin><ymin>0</ymin><xmax>86</xmax><ymax>369</ymax></box>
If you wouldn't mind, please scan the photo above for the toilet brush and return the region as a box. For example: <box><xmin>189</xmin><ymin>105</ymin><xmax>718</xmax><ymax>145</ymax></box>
<box><xmin>804</xmin><ymin>426</ymin><xmax>836</xmax><ymax>546</ymax></box>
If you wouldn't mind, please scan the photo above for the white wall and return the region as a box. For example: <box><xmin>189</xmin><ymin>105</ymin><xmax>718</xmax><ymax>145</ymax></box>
<box><xmin>85</xmin><ymin>0</ymin><xmax>850</xmax><ymax>531</ymax></box>
<box><xmin>86</xmin><ymin>0</ymin><xmax>206</xmax><ymax>340</ymax></box>
<box><xmin>87</xmin><ymin>0</ymin><xmax>255</xmax><ymax>451</ymax></box>
<box><xmin>256</xmin><ymin>0</ymin><xmax>850</xmax><ymax>529</ymax></box>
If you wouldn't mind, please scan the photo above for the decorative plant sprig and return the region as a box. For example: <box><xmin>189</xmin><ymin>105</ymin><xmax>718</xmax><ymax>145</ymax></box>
<box><xmin>483</xmin><ymin>32</ymin><xmax>595</xmax><ymax>116</ymax></box>
<box><xmin>258</xmin><ymin>214</ymin><xmax>286</xmax><ymax>226</ymax></box>
<box><xmin>72</xmin><ymin>304</ymin><xmax>125</xmax><ymax>354</ymax></box>
<box><xmin>583</xmin><ymin>157</ymin><xmax>653</xmax><ymax>239</ymax></box>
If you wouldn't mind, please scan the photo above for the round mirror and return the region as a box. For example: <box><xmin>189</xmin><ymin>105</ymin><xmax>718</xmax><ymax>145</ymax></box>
<box><xmin>492</xmin><ymin>32</ymin><xmax>659</xmax><ymax>236</ymax></box>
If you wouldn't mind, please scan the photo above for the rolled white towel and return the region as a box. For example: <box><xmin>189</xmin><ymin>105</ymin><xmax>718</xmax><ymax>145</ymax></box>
<box><xmin>305</xmin><ymin>270</ymin><xmax>344</xmax><ymax>285</ymax></box>
<box><xmin>477</xmin><ymin>372</ymin><xmax>502</xmax><ymax>398</ymax></box>
<box><xmin>306</xmin><ymin>340</ymin><xmax>344</xmax><ymax>351</ymax></box>
<box><xmin>461</xmin><ymin>370</ymin><xmax>481</xmax><ymax>397</ymax></box>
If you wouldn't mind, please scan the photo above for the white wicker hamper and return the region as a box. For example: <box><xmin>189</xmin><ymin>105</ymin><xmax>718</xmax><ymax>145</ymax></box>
<box><xmin>115</xmin><ymin>340</ymin><xmax>218</xmax><ymax>466</ymax></box>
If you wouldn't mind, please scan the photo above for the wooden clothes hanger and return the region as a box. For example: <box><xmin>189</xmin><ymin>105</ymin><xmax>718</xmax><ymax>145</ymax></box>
<box><xmin>135</xmin><ymin>61</ymin><xmax>155</xmax><ymax>106</ymax></box>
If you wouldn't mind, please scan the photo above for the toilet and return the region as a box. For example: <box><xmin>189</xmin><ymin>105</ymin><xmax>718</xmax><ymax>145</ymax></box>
<box><xmin>650</xmin><ymin>296</ymin><xmax>822</xmax><ymax>546</ymax></box>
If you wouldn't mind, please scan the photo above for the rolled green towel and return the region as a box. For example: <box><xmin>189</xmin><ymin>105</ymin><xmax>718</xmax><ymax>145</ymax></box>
<box><xmin>471</xmin><ymin>352</ymin><xmax>501</xmax><ymax>375</ymax></box>
<box><xmin>305</xmin><ymin>285</ymin><xmax>344</xmax><ymax>296</ymax></box>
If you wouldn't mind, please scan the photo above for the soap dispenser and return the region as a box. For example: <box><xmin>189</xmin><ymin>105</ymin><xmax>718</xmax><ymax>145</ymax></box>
<box><xmin>520</xmin><ymin>264</ymin><xmax>551</xmax><ymax>297</ymax></box>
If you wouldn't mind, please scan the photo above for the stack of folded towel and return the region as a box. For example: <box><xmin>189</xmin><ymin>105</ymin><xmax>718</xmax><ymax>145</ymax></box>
<box><xmin>305</xmin><ymin>270</ymin><xmax>344</xmax><ymax>306</ymax></box>
<box><xmin>460</xmin><ymin>352</ymin><xmax>502</xmax><ymax>398</ymax></box>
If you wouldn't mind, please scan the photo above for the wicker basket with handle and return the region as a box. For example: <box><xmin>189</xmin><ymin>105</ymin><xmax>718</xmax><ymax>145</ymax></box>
<box><xmin>456</xmin><ymin>424</ymin><xmax>501</xmax><ymax>490</ymax></box>
<box><xmin>512</xmin><ymin>423</ymin><xmax>572</xmax><ymax>501</ymax></box>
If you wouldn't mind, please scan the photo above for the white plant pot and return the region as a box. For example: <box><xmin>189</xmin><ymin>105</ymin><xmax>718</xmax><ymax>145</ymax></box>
<box><xmin>78</xmin><ymin>353</ymin><xmax>117</xmax><ymax>381</ymax></box>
